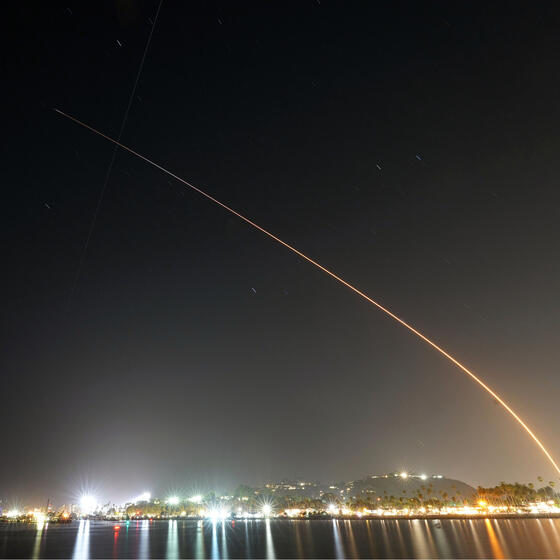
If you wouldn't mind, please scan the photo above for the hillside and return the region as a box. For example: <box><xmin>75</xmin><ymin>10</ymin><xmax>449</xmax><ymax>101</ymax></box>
<box><xmin>259</xmin><ymin>472</ymin><xmax>476</xmax><ymax>501</ymax></box>
<box><xmin>343</xmin><ymin>473</ymin><xmax>476</xmax><ymax>501</ymax></box>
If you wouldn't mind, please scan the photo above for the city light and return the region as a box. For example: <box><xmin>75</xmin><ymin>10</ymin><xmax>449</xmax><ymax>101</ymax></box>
<box><xmin>33</xmin><ymin>512</ymin><xmax>46</xmax><ymax>523</ymax></box>
<box><xmin>420</xmin><ymin>474</ymin><xmax>427</xmax><ymax>480</ymax></box>
<box><xmin>3</xmin><ymin>475</ymin><xmax>559</xmax><ymax>523</ymax></box>
<box><xmin>80</xmin><ymin>494</ymin><xmax>97</xmax><ymax>515</ymax></box>
<box><xmin>189</xmin><ymin>495</ymin><xmax>202</xmax><ymax>504</ymax></box>
<box><xmin>207</xmin><ymin>506</ymin><xmax>229</xmax><ymax>521</ymax></box>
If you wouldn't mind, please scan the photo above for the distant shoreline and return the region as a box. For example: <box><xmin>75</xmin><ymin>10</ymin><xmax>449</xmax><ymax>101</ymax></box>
<box><xmin>4</xmin><ymin>514</ymin><xmax>560</xmax><ymax>524</ymax></box>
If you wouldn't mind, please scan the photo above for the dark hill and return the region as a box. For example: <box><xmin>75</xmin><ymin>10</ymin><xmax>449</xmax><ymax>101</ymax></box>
<box><xmin>344</xmin><ymin>473</ymin><xmax>476</xmax><ymax>501</ymax></box>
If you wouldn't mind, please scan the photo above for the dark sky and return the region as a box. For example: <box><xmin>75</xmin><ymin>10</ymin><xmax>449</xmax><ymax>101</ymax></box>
<box><xmin>5</xmin><ymin>1</ymin><xmax>560</xmax><ymax>505</ymax></box>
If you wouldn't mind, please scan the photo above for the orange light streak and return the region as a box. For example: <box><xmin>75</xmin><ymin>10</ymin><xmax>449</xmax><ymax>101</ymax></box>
<box><xmin>55</xmin><ymin>108</ymin><xmax>560</xmax><ymax>476</ymax></box>
<box><xmin>485</xmin><ymin>519</ymin><xmax>505</xmax><ymax>559</ymax></box>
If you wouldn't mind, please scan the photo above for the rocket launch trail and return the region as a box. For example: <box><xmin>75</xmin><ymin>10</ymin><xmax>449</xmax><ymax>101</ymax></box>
<box><xmin>55</xmin><ymin>108</ymin><xmax>560</xmax><ymax>477</ymax></box>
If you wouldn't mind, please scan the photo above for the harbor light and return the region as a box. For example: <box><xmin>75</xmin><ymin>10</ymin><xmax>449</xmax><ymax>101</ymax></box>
<box><xmin>207</xmin><ymin>507</ymin><xmax>229</xmax><ymax>521</ymax></box>
<box><xmin>400</xmin><ymin>472</ymin><xmax>408</xmax><ymax>479</ymax></box>
<box><xmin>262</xmin><ymin>504</ymin><xmax>272</xmax><ymax>516</ymax></box>
<box><xmin>80</xmin><ymin>494</ymin><xmax>97</xmax><ymax>515</ymax></box>
<box><xmin>167</xmin><ymin>496</ymin><xmax>179</xmax><ymax>505</ymax></box>
<box><xmin>33</xmin><ymin>512</ymin><xmax>47</xmax><ymax>523</ymax></box>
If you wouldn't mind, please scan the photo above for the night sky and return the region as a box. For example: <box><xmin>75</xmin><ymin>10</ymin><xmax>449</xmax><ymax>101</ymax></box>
<box><xmin>5</xmin><ymin>2</ymin><xmax>560</xmax><ymax>505</ymax></box>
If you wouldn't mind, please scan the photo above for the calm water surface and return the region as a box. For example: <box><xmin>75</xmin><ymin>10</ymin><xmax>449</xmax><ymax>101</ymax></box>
<box><xmin>1</xmin><ymin>518</ymin><xmax>560</xmax><ymax>559</ymax></box>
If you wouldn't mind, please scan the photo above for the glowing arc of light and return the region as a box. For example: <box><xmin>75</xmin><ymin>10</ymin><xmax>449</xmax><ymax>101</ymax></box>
<box><xmin>55</xmin><ymin>108</ymin><xmax>560</xmax><ymax>476</ymax></box>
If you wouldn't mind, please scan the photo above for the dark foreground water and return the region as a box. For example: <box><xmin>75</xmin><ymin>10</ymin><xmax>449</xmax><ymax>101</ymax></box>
<box><xmin>2</xmin><ymin>518</ymin><xmax>560</xmax><ymax>559</ymax></box>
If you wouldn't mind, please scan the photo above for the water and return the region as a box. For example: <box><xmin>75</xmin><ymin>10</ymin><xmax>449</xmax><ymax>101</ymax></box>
<box><xmin>2</xmin><ymin>517</ymin><xmax>560</xmax><ymax>559</ymax></box>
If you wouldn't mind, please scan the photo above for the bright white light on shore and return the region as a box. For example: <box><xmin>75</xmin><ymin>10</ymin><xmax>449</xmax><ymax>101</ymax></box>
<box><xmin>262</xmin><ymin>504</ymin><xmax>272</xmax><ymax>516</ymax></box>
<box><xmin>190</xmin><ymin>495</ymin><xmax>202</xmax><ymax>504</ymax></box>
<box><xmin>328</xmin><ymin>504</ymin><xmax>338</xmax><ymax>515</ymax></box>
<box><xmin>420</xmin><ymin>474</ymin><xmax>427</xmax><ymax>480</ymax></box>
<box><xmin>6</xmin><ymin>509</ymin><xmax>20</xmax><ymax>518</ymax></box>
<box><xmin>207</xmin><ymin>507</ymin><xmax>229</xmax><ymax>521</ymax></box>
<box><xmin>167</xmin><ymin>496</ymin><xmax>179</xmax><ymax>505</ymax></box>
<box><xmin>80</xmin><ymin>495</ymin><xmax>97</xmax><ymax>514</ymax></box>
<box><xmin>400</xmin><ymin>472</ymin><xmax>408</xmax><ymax>479</ymax></box>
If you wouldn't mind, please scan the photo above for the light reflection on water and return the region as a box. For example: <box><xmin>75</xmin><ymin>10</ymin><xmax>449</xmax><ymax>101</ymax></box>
<box><xmin>409</xmin><ymin>519</ymin><xmax>431</xmax><ymax>558</ymax></box>
<box><xmin>210</xmin><ymin>520</ymin><xmax>218</xmax><ymax>560</ymax></box>
<box><xmin>31</xmin><ymin>519</ymin><xmax>46</xmax><ymax>560</ymax></box>
<box><xmin>4</xmin><ymin>517</ymin><xmax>560</xmax><ymax>559</ymax></box>
<box><xmin>138</xmin><ymin>519</ymin><xmax>150</xmax><ymax>559</ymax></box>
<box><xmin>331</xmin><ymin>519</ymin><xmax>345</xmax><ymax>559</ymax></box>
<box><xmin>346</xmin><ymin>520</ymin><xmax>361</xmax><ymax>558</ymax></box>
<box><xmin>484</xmin><ymin>519</ymin><xmax>503</xmax><ymax>559</ymax></box>
<box><xmin>220</xmin><ymin>520</ymin><xmax>228</xmax><ymax>560</ymax></box>
<box><xmin>72</xmin><ymin>520</ymin><xmax>90</xmax><ymax>560</ymax></box>
<box><xmin>468</xmin><ymin>519</ymin><xmax>486</xmax><ymax>557</ymax></box>
<box><xmin>243</xmin><ymin>520</ymin><xmax>251</xmax><ymax>559</ymax></box>
<box><xmin>264</xmin><ymin>519</ymin><xmax>275</xmax><ymax>560</ymax></box>
<box><xmin>431</xmin><ymin>519</ymin><xmax>452</xmax><ymax>558</ymax></box>
<box><xmin>547</xmin><ymin>518</ymin><xmax>560</xmax><ymax>552</ymax></box>
<box><xmin>194</xmin><ymin>520</ymin><xmax>205</xmax><ymax>559</ymax></box>
<box><xmin>535</xmin><ymin>519</ymin><xmax>557</xmax><ymax>558</ymax></box>
<box><xmin>364</xmin><ymin>520</ymin><xmax>376</xmax><ymax>557</ymax></box>
<box><xmin>166</xmin><ymin>520</ymin><xmax>178</xmax><ymax>560</ymax></box>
